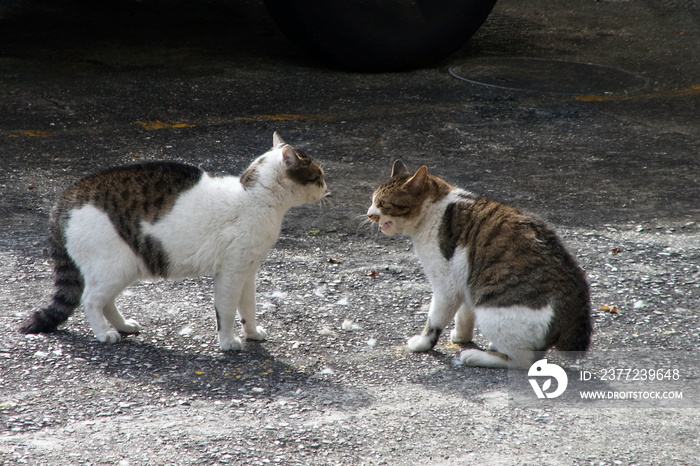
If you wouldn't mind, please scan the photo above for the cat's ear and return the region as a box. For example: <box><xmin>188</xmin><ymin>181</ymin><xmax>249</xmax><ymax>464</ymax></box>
<box><xmin>404</xmin><ymin>166</ymin><xmax>428</xmax><ymax>195</ymax></box>
<box><xmin>273</xmin><ymin>131</ymin><xmax>286</xmax><ymax>149</ymax></box>
<box><xmin>282</xmin><ymin>145</ymin><xmax>301</xmax><ymax>168</ymax></box>
<box><xmin>391</xmin><ymin>160</ymin><xmax>409</xmax><ymax>177</ymax></box>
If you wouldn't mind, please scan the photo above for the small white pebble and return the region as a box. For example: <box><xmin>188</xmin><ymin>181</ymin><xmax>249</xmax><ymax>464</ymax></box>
<box><xmin>335</xmin><ymin>296</ymin><xmax>350</xmax><ymax>306</ymax></box>
<box><xmin>341</xmin><ymin>319</ymin><xmax>361</xmax><ymax>331</ymax></box>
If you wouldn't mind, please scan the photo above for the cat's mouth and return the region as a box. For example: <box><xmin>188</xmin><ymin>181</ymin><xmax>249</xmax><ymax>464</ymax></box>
<box><xmin>380</xmin><ymin>221</ymin><xmax>393</xmax><ymax>233</ymax></box>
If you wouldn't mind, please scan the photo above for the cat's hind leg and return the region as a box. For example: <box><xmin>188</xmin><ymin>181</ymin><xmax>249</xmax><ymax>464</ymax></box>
<box><xmin>82</xmin><ymin>284</ymin><xmax>124</xmax><ymax>344</ymax></box>
<box><xmin>459</xmin><ymin>348</ymin><xmax>511</xmax><ymax>368</ymax></box>
<box><xmin>459</xmin><ymin>348</ymin><xmax>537</xmax><ymax>370</ymax></box>
<box><xmin>82</xmin><ymin>269</ymin><xmax>139</xmax><ymax>343</ymax></box>
<box><xmin>103</xmin><ymin>300</ymin><xmax>140</xmax><ymax>335</ymax></box>
<box><xmin>65</xmin><ymin>204</ymin><xmax>140</xmax><ymax>343</ymax></box>
<box><xmin>462</xmin><ymin>304</ymin><xmax>552</xmax><ymax>369</ymax></box>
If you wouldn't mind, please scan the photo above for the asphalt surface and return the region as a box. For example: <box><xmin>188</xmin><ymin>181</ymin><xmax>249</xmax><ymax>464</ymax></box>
<box><xmin>1</xmin><ymin>0</ymin><xmax>699</xmax><ymax>465</ymax></box>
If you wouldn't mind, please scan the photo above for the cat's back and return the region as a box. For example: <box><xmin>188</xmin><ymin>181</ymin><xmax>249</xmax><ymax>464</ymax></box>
<box><xmin>443</xmin><ymin>193</ymin><xmax>589</xmax><ymax>307</ymax></box>
<box><xmin>51</xmin><ymin>162</ymin><xmax>208</xmax><ymax>277</ymax></box>
<box><xmin>57</xmin><ymin>161</ymin><xmax>204</xmax><ymax>221</ymax></box>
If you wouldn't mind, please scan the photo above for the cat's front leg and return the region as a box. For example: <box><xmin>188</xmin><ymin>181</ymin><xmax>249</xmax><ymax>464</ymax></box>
<box><xmin>408</xmin><ymin>292</ymin><xmax>461</xmax><ymax>352</ymax></box>
<box><xmin>214</xmin><ymin>273</ymin><xmax>244</xmax><ymax>351</ymax></box>
<box><xmin>450</xmin><ymin>303</ymin><xmax>475</xmax><ymax>344</ymax></box>
<box><xmin>239</xmin><ymin>275</ymin><xmax>266</xmax><ymax>341</ymax></box>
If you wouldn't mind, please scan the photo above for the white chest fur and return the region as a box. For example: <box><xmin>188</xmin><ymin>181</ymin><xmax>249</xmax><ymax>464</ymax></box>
<box><xmin>413</xmin><ymin>238</ymin><xmax>471</xmax><ymax>305</ymax></box>
<box><xmin>410</xmin><ymin>192</ymin><xmax>472</xmax><ymax>304</ymax></box>
<box><xmin>142</xmin><ymin>174</ymin><xmax>284</xmax><ymax>278</ymax></box>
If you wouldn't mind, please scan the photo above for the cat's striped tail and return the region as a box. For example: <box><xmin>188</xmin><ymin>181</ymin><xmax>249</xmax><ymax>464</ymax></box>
<box><xmin>18</xmin><ymin>219</ymin><xmax>84</xmax><ymax>334</ymax></box>
<box><xmin>554</xmin><ymin>297</ymin><xmax>593</xmax><ymax>358</ymax></box>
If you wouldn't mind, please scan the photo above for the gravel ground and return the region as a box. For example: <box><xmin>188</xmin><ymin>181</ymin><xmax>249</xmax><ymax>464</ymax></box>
<box><xmin>1</xmin><ymin>0</ymin><xmax>699</xmax><ymax>464</ymax></box>
<box><xmin>2</xmin><ymin>221</ymin><xmax>699</xmax><ymax>464</ymax></box>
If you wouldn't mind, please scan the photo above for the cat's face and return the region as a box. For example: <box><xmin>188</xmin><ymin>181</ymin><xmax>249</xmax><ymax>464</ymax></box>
<box><xmin>241</xmin><ymin>132</ymin><xmax>328</xmax><ymax>205</ymax></box>
<box><xmin>367</xmin><ymin>160</ymin><xmax>429</xmax><ymax>236</ymax></box>
<box><xmin>283</xmin><ymin>147</ymin><xmax>328</xmax><ymax>204</ymax></box>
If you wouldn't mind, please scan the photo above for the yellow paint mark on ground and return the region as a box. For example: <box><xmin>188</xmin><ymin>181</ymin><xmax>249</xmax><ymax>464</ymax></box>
<box><xmin>394</xmin><ymin>345</ymin><xmax>408</xmax><ymax>358</ymax></box>
<box><xmin>574</xmin><ymin>85</ymin><xmax>700</xmax><ymax>102</ymax></box>
<box><xmin>134</xmin><ymin>120</ymin><xmax>195</xmax><ymax>130</ymax></box>
<box><xmin>10</xmin><ymin>130</ymin><xmax>52</xmax><ymax>137</ymax></box>
<box><xmin>235</xmin><ymin>113</ymin><xmax>330</xmax><ymax>122</ymax></box>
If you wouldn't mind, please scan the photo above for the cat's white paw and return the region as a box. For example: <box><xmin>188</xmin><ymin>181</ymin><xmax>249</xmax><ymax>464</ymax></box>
<box><xmin>118</xmin><ymin>319</ymin><xmax>141</xmax><ymax>334</ymax></box>
<box><xmin>97</xmin><ymin>330</ymin><xmax>122</xmax><ymax>344</ymax></box>
<box><xmin>244</xmin><ymin>326</ymin><xmax>267</xmax><ymax>341</ymax></box>
<box><xmin>450</xmin><ymin>328</ymin><xmax>472</xmax><ymax>344</ymax></box>
<box><xmin>459</xmin><ymin>349</ymin><xmax>509</xmax><ymax>368</ymax></box>
<box><xmin>407</xmin><ymin>335</ymin><xmax>433</xmax><ymax>352</ymax></box>
<box><xmin>219</xmin><ymin>336</ymin><xmax>243</xmax><ymax>351</ymax></box>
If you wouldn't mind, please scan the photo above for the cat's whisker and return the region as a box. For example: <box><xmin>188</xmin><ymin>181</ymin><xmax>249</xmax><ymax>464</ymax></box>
<box><xmin>321</xmin><ymin>194</ymin><xmax>335</xmax><ymax>208</ymax></box>
<box><xmin>314</xmin><ymin>196</ymin><xmax>335</xmax><ymax>216</ymax></box>
<box><xmin>311</xmin><ymin>202</ymin><xmax>332</xmax><ymax>225</ymax></box>
<box><xmin>353</xmin><ymin>214</ymin><xmax>381</xmax><ymax>236</ymax></box>
<box><xmin>354</xmin><ymin>214</ymin><xmax>374</xmax><ymax>228</ymax></box>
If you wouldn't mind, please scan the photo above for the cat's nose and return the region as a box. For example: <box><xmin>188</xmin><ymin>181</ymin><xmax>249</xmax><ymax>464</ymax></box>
<box><xmin>368</xmin><ymin>214</ymin><xmax>380</xmax><ymax>223</ymax></box>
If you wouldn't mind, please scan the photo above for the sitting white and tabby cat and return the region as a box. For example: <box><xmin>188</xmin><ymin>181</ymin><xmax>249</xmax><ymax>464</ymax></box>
<box><xmin>367</xmin><ymin>161</ymin><xmax>592</xmax><ymax>369</ymax></box>
<box><xmin>19</xmin><ymin>132</ymin><xmax>328</xmax><ymax>351</ymax></box>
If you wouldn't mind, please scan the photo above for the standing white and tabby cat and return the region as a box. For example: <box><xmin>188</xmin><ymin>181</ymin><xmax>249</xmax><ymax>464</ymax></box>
<box><xmin>19</xmin><ymin>132</ymin><xmax>328</xmax><ymax>351</ymax></box>
<box><xmin>367</xmin><ymin>161</ymin><xmax>592</xmax><ymax>369</ymax></box>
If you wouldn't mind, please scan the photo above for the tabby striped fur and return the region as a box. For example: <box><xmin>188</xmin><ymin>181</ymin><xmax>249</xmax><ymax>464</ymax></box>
<box><xmin>19</xmin><ymin>132</ymin><xmax>328</xmax><ymax>351</ymax></box>
<box><xmin>367</xmin><ymin>160</ymin><xmax>592</xmax><ymax>369</ymax></box>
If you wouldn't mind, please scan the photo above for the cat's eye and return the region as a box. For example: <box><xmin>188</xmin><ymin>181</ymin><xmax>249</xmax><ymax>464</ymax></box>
<box><xmin>296</xmin><ymin>171</ymin><xmax>322</xmax><ymax>185</ymax></box>
<box><xmin>377</xmin><ymin>200</ymin><xmax>410</xmax><ymax>216</ymax></box>
<box><xmin>307</xmin><ymin>175</ymin><xmax>325</xmax><ymax>187</ymax></box>
<box><xmin>381</xmin><ymin>201</ymin><xmax>407</xmax><ymax>211</ymax></box>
